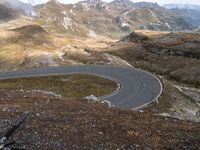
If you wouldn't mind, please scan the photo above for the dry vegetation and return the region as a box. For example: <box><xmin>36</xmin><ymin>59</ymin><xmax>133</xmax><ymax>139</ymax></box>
<box><xmin>0</xmin><ymin>74</ymin><xmax>199</xmax><ymax>149</ymax></box>
<box><xmin>103</xmin><ymin>30</ymin><xmax>200</xmax><ymax>121</ymax></box>
<box><xmin>0</xmin><ymin>74</ymin><xmax>117</xmax><ymax>99</ymax></box>
<box><xmin>107</xmin><ymin>30</ymin><xmax>200</xmax><ymax>86</ymax></box>
<box><xmin>0</xmin><ymin>72</ymin><xmax>199</xmax><ymax>150</ymax></box>
<box><xmin>0</xmin><ymin>18</ymin><xmax>116</xmax><ymax>71</ymax></box>
<box><xmin>0</xmin><ymin>83</ymin><xmax>199</xmax><ymax>149</ymax></box>
<box><xmin>0</xmin><ymin>7</ymin><xmax>199</xmax><ymax>148</ymax></box>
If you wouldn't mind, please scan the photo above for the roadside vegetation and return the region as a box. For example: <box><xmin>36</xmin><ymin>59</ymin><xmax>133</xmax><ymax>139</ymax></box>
<box><xmin>0</xmin><ymin>89</ymin><xmax>199</xmax><ymax>149</ymax></box>
<box><xmin>105</xmin><ymin>31</ymin><xmax>200</xmax><ymax>121</ymax></box>
<box><xmin>0</xmin><ymin>74</ymin><xmax>117</xmax><ymax>99</ymax></box>
<box><xmin>107</xmin><ymin>31</ymin><xmax>200</xmax><ymax>87</ymax></box>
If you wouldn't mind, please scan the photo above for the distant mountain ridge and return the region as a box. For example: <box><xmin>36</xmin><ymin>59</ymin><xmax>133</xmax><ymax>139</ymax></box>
<box><xmin>34</xmin><ymin>0</ymin><xmax>192</xmax><ymax>38</ymax></box>
<box><xmin>1</xmin><ymin>0</ymin><xmax>199</xmax><ymax>37</ymax></box>
<box><xmin>164</xmin><ymin>4</ymin><xmax>200</xmax><ymax>10</ymax></box>
<box><xmin>164</xmin><ymin>4</ymin><xmax>200</xmax><ymax>27</ymax></box>
<box><xmin>78</xmin><ymin>0</ymin><xmax>107</xmax><ymax>9</ymax></box>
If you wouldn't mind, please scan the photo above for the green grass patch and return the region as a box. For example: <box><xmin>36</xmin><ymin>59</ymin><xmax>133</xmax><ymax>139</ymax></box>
<box><xmin>0</xmin><ymin>74</ymin><xmax>117</xmax><ymax>100</ymax></box>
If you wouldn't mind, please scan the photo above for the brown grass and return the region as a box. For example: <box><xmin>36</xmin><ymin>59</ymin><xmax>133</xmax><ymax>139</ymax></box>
<box><xmin>0</xmin><ymin>89</ymin><xmax>199</xmax><ymax>149</ymax></box>
<box><xmin>0</xmin><ymin>74</ymin><xmax>117</xmax><ymax>99</ymax></box>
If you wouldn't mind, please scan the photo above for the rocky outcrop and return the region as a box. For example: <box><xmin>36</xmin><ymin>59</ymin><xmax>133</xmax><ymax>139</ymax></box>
<box><xmin>120</xmin><ymin>32</ymin><xmax>149</xmax><ymax>43</ymax></box>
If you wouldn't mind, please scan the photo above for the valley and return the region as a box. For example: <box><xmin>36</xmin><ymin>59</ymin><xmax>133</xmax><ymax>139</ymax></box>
<box><xmin>0</xmin><ymin>0</ymin><xmax>199</xmax><ymax>149</ymax></box>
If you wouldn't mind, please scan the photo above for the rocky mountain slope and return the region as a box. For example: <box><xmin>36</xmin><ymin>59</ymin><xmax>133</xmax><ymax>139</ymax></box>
<box><xmin>1</xmin><ymin>0</ymin><xmax>35</xmax><ymax>16</ymax></box>
<box><xmin>164</xmin><ymin>4</ymin><xmax>200</xmax><ymax>27</ymax></box>
<box><xmin>0</xmin><ymin>0</ymin><xmax>35</xmax><ymax>22</ymax></box>
<box><xmin>0</xmin><ymin>4</ymin><xmax>19</xmax><ymax>21</ymax></box>
<box><xmin>34</xmin><ymin>0</ymin><xmax>192</xmax><ymax>38</ymax></box>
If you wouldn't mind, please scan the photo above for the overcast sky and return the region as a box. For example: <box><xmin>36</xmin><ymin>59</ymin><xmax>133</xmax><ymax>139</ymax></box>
<box><xmin>20</xmin><ymin>0</ymin><xmax>200</xmax><ymax>6</ymax></box>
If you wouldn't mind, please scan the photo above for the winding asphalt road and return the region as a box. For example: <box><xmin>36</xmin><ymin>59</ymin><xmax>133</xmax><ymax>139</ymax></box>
<box><xmin>0</xmin><ymin>65</ymin><xmax>162</xmax><ymax>109</ymax></box>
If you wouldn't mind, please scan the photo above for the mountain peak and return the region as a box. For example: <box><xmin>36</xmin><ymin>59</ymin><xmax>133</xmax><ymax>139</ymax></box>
<box><xmin>47</xmin><ymin>0</ymin><xmax>60</xmax><ymax>5</ymax></box>
<box><xmin>133</xmin><ymin>2</ymin><xmax>165</xmax><ymax>11</ymax></box>
<box><xmin>111</xmin><ymin>0</ymin><xmax>133</xmax><ymax>4</ymax></box>
<box><xmin>112</xmin><ymin>0</ymin><xmax>133</xmax><ymax>3</ymax></box>
<box><xmin>78</xmin><ymin>0</ymin><xmax>107</xmax><ymax>9</ymax></box>
<box><xmin>49</xmin><ymin>0</ymin><xmax>59</xmax><ymax>2</ymax></box>
<box><xmin>79</xmin><ymin>0</ymin><xmax>105</xmax><ymax>4</ymax></box>
<box><xmin>134</xmin><ymin>2</ymin><xmax>161</xmax><ymax>8</ymax></box>
<box><xmin>110</xmin><ymin>0</ymin><xmax>134</xmax><ymax>7</ymax></box>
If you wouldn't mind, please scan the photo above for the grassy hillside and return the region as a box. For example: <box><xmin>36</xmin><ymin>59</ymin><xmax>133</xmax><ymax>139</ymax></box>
<box><xmin>108</xmin><ymin>31</ymin><xmax>200</xmax><ymax>86</ymax></box>
<box><xmin>105</xmin><ymin>30</ymin><xmax>200</xmax><ymax>121</ymax></box>
<box><xmin>9</xmin><ymin>25</ymin><xmax>50</xmax><ymax>45</ymax></box>
<box><xmin>0</xmin><ymin>89</ymin><xmax>200</xmax><ymax>150</ymax></box>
